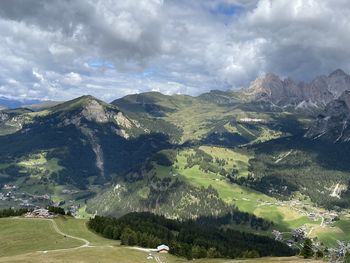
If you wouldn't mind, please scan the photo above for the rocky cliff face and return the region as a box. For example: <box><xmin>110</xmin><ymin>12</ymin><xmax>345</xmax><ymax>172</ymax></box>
<box><xmin>53</xmin><ymin>96</ymin><xmax>146</xmax><ymax>178</ymax></box>
<box><xmin>243</xmin><ymin>69</ymin><xmax>350</xmax><ymax>114</ymax></box>
<box><xmin>306</xmin><ymin>90</ymin><xmax>350</xmax><ymax>142</ymax></box>
<box><xmin>0</xmin><ymin>111</ymin><xmax>9</xmax><ymax>121</ymax></box>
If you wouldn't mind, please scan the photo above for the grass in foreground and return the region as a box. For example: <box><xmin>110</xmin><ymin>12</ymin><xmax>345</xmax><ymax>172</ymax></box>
<box><xmin>0</xmin><ymin>248</ymin><xmax>320</xmax><ymax>263</ymax></box>
<box><xmin>0</xmin><ymin>217</ymin><xmax>322</xmax><ymax>263</ymax></box>
<box><xmin>53</xmin><ymin>217</ymin><xmax>119</xmax><ymax>246</ymax></box>
<box><xmin>0</xmin><ymin>218</ymin><xmax>82</xmax><ymax>257</ymax></box>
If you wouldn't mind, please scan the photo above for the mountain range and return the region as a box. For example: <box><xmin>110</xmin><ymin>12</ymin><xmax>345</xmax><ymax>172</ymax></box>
<box><xmin>1</xmin><ymin>69</ymin><xmax>350</xmax><ymax>246</ymax></box>
<box><xmin>0</xmin><ymin>96</ymin><xmax>52</xmax><ymax>109</ymax></box>
<box><xmin>244</xmin><ymin>69</ymin><xmax>350</xmax><ymax>112</ymax></box>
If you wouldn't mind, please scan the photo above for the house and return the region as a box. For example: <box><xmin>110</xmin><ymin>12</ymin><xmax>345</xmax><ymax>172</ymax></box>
<box><xmin>157</xmin><ymin>244</ymin><xmax>170</xmax><ymax>253</ymax></box>
<box><xmin>25</xmin><ymin>208</ymin><xmax>54</xmax><ymax>218</ymax></box>
<box><xmin>286</xmin><ymin>240</ymin><xmax>294</xmax><ymax>247</ymax></box>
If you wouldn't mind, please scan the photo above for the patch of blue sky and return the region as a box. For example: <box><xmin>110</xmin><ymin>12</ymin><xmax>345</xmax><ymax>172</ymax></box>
<box><xmin>88</xmin><ymin>58</ymin><xmax>115</xmax><ymax>69</ymax></box>
<box><xmin>126</xmin><ymin>67</ymin><xmax>165</xmax><ymax>79</ymax></box>
<box><xmin>210</xmin><ymin>3</ymin><xmax>244</xmax><ymax>17</ymax></box>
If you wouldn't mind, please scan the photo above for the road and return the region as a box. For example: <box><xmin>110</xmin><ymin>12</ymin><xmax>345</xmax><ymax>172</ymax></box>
<box><xmin>320</xmin><ymin>215</ymin><xmax>324</xmax><ymax>227</ymax></box>
<box><xmin>307</xmin><ymin>215</ymin><xmax>325</xmax><ymax>237</ymax></box>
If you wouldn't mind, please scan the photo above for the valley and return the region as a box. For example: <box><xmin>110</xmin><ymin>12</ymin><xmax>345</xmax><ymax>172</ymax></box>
<box><xmin>1</xmin><ymin>70</ymin><xmax>350</xmax><ymax>261</ymax></box>
<box><xmin>1</xmin><ymin>0</ymin><xmax>350</xmax><ymax>261</ymax></box>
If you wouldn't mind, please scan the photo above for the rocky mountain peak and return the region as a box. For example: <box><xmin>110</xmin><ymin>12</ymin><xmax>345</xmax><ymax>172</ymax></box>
<box><xmin>244</xmin><ymin>73</ymin><xmax>303</xmax><ymax>106</ymax></box>
<box><xmin>243</xmin><ymin>69</ymin><xmax>350</xmax><ymax>114</ymax></box>
<box><xmin>329</xmin><ymin>69</ymin><xmax>347</xmax><ymax>78</ymax></box>
<box><xmin>80</xmin><ymin>99</ymin><xmax>110</xmax><ymax>123</ymax></box>
<box><xmin>326</xmin><ymin>69</ymin><xmax>350</xmax><ymax>98</ymax></box>
<box><xmin>52</xmin><ymin>95</ymin><xmax>138</xmax><ymax>136</ymax></box>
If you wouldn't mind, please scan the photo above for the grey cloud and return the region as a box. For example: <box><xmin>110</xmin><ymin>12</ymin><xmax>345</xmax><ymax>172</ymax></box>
<box><xmin>0</xmin><ymin>0</ymin><xmax>349</xmax><ymax>101</ymax></box>
<box><xmin>0</xmin><ymin>0</ymin><xmax>163</xmax><ymax>68</ymax></box>
<box><xmin>235</xmin><ymin>0</ymin><xmax>350</xmax><ymax>80</ymax></box>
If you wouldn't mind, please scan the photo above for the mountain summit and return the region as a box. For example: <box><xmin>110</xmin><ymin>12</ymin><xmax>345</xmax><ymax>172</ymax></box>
<box><xmin>243</xmin><ymin>69</ymin><xmax>350</xmax><ymax>113</ymax></box>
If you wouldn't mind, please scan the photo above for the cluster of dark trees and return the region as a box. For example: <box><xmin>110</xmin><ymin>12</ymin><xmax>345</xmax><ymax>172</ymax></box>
<box><xmin>247</xmin><ymin>147</ymin><xmax>350</xmax><ymax>209</ymax></box>
<box><xmin>0</xmin><ymin>208</ymin><xmax>29</xmax><ymax>218</ymax></box>
<box><xmin>247</xmin><ymin>137</ymin><xmax>350</xmax><ymax>209</ymax></box>
<box><xmin>184</xmin><ymin>149</ymin><xmax>230</xmax><ymax>176</ymax></box>
<box><xmin>152</xmin><ymin>149</ymin><xmax>177</xmax><ymax>166</ymax></box>
<box><xmin>185</xmin><ymin>148</ymin><xmax>213</xmax><ymax>168</ymax></box>
<box><xmin>88</xmin><ymin>212</ymin><xmax>295</xmax><ymax>260</ymax></box>
<box><xmin>47</xmin><ymin>206</ymin><xmax>66</xmax><ymax>215</ymax></box>
<box><xmin>196</xmin><ymin>211</ymin><xmax>272</xmax><ymax>231</ymax></box>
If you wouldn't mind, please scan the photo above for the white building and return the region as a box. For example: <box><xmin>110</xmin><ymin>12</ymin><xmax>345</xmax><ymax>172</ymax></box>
<box><xmin>157</xmin><ymin>244</ymin><xmax>170</xmax><ymax>253</ymax></box>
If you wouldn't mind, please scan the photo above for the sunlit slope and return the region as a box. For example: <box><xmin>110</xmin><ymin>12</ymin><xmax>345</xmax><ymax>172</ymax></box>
<box><xmin>113</xmin><ymin>91</ymin><xmax>312</xmax><ymax>144</ymax></box>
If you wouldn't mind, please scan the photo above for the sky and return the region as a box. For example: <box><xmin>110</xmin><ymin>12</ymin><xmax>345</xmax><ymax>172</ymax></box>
<box><xmin>0</xmin><ymin>0</ymin><xmax>350</xmax><ymax>101</ymax></box>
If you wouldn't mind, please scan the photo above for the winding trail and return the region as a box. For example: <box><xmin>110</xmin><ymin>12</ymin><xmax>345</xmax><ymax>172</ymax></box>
<box><xmin>49</xmin><ymin>219</ymin><xmax>90</xmax><ymax>248</ymax></box>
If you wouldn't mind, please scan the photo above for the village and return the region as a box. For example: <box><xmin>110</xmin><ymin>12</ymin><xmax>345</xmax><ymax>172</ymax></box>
<box><xmin>258</xmin><ymin>197</ymin><xmax>342</xmax><ymax>229</ymax></box>
<box><xmin>259</xmin><ymin>196</ymin><xmax>349</xmax><ymax>255</ymax></box>
<box><xmin>0</xmin><ymin>184</ymin><xmax>80</xmax><ymax>216</ymax></box>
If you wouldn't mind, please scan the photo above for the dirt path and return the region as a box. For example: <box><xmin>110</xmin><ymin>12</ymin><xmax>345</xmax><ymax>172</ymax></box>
<box><xmin>308</xmin><ymin>227</ymin><xmax>314</xmax><ymax>236</ymax></box>
<box><xmin>154</xmin><ymin>255</ymin><xmax>162</xmax><ymax>263</ymax></box>
<box><xmin>49</xmin><ymin>219</ymin><xmax>90</xmax><ymax>248</ymax></box>
<box><xmin>13</xmin><ymin>217</ymin><xmax>90</xmax><ymax>248</ymax></box>
<box><xmin>126</xmin><ymin>246</ymin><xmax>163</xmax><ymax>263</ymax></box>
<box><xmin>320</xmin><ymin>216</ymin><xmax>324</xmax><ymax>227</ymax></box>
<box><xmin>11</xmin><ymin>217</ymin><xmax>162</xmax><ymax>262</ymax></box>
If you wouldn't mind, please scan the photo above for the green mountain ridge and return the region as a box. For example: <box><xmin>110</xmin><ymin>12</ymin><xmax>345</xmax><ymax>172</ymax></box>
<box><xmin>1</xmin><ymin>89</ymin><xmax>350</xmax><ymax>248</ymax></box>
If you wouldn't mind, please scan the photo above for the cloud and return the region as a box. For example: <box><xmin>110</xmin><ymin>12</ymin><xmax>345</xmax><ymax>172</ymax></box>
<box><xmin>62</xmin><ymin>72</ymin><xmax>82</xmax><ymax>85</ymax></box>
<box><xmin>0</xmin><ymin>0</ymin><xmax>164</xmax><ymax>68</ymax></box>
<box><xmin>0</xmin><ymin>0</ymin><xmax>349</xmax><ymax>101</ymax></box>
<box><xmin>235</xmin><ymin>0</ymin><xmax>350</xmax><ymax>80</ymax></box>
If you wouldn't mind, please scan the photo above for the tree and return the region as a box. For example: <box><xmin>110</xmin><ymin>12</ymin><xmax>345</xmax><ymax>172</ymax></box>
<box><xmin>207</xmin><ymin>247</ymin><xmax>221</xmax><ymax>258</ymax></box>
<box><xmin>47</xmin><ymin>206</ymin><xmax>65</xmax><ymax>215</ymax></box>
<box><xmin>191</xmin><ymin>245</ymin><xmax>207</xmax><ymax>259</ymax></box>
<box><xmin>120</xmin><ymin>228</ymin><xmax>137</xmax><ymax>246</ymax></box>
<box><xmin>242</xmin><ymin>250</ymin><xmax>260</xmax><ymax>258</ymax></box>
<box><xmin>301</xmin><ymin>238</ymin><xmax>314</xmax><ymax>259</ymax></box>
<box><xmin>112</xmin><ymin>227</ymin><xmax>120</xmax><ymax>240</ymax></box>
<box><xmin>345</xmin><ymin>252</ymin><xmax>350</xmax><ymax>263</ymax></box>
<box><xmin>102</xmin><ymin>225</ymin><xmax>114</xmax><ymax>239</ymax></box>
<box><xmin>88</xmin><ymin>212</ymin><xmax>295</xmax><ymax>259</ymax></box>
<box><xmin>315</xmin><ymin>250</ymin><xmax>323</xmax><ymax>259</ymax></box>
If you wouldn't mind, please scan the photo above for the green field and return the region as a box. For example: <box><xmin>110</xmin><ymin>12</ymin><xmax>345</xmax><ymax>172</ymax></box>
<box><xmin>199</xmin><ymin>146</ymin><xmax>251</xmax><ymax>177</ymax></box>
<box><xmin>17</xmin><ymin>152</ymin><xmax>63</xmax><ymax>179</ymax></box>
<box><xmin>0</xmin><ymin>217</ymin><xmax>321</xmax><ymax>263</ymax></box>
<box><xmin>171</xmin><ymin>147</ymin><xmax>317</xmax><ymax>230</ymax></box>
<box><xmin>0</xmin><ymin>218</ymin><xmax>82</xmax><ymax>257</ymax></box>
<box><xmin>173</xmin><ymin>151</ymin><xmax>350</xmax><ymax>246</ymax></box>
<box><xmin>53</xmin><ymin>217</ymin><xmax>119</xmax><ymax>246</ymax></box>
<box><xmin>312</xmin><ymin>218</ymin><xmax>350</xmax><ymax>247</ymax></box>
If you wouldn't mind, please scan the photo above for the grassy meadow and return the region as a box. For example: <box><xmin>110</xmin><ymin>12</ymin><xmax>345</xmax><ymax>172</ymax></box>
<box><xmin>0</xmin><ymin>218</ymin><xmax>82</xmax><ymax>257</ymax></box>
<box><xmin>0</xmin><ymin>216</ymin><xmax>321</xmax><ymax>263</ymax></box>
<box><xmin>170</xmin><ymin>147</ymin><xmax>317</xmax><ymax>231</ymax></box>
